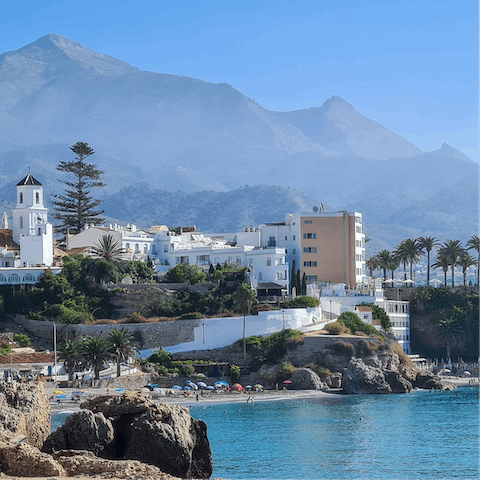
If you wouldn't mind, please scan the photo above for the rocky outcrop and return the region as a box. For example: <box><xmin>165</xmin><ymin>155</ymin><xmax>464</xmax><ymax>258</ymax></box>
<box><xmin>343</xmin><ymin>358</ymin><xmax>393</xmax><ymax>394</ymax></box>
<box><xmin>414</xmin><ymin>372</ymin><xmax>456</xmax><ymax>391</ymax></box>
<box><xmin>0</xmin><ymin>382</ymin><xmax>51</xmax><ymax>448</ymax></box>
<box><xmin>43</xmin><ymin>392</ymin><xmax>213</xmax><ymax>479</ymax></box>
<box><xmin>290</xmin><ymin>368</ymin><xmax>324</xmax><ymax>390</ymax></box>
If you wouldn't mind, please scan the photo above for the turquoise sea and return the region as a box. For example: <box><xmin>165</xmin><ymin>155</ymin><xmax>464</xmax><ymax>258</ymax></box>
<box><xmin>52</xmin><ymin>386</ymin><xmax>479</xmax><ymax>480</ymax></box>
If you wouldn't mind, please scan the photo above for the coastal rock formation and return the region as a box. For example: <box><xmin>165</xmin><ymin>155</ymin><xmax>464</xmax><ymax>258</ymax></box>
<box><xmin>43</xmin><ymin>392</ymin><xmax>213</xmax><ymax>479</ymax></box>
<box><xmin>0</xmin><ymin>382</ymin><xmax>51</xmax><ymax>448</ymax></box>
<box><xmin>43</xmin><ymin>410</ymin><xmax>115</xmax><ymax>456</ymax></box>
<box><xmin>342</xmin><ymin>358</ymin><xmax>393</xmax><ymax>394</ymax></box>
<box><xmin>290</xmin><ymin>368</ymin><xmax>324</xmax><ymax>390</ymax></box>
<box><xmin>414</xmin><ymin>372</ymin><xmax>456</xmax><ymax>391</ymax></box>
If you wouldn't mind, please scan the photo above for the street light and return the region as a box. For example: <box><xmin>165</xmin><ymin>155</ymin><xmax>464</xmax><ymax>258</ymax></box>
<box><xmin>282</xmin><ymin>310</ymin><xmax>285</xmax><ymax>330</ymax></box>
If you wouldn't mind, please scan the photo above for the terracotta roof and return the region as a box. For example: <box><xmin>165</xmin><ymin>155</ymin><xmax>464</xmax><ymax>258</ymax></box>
<box><xmin>356</xmin><ymin>306</ymin><xmax>373</xmax><ymax>312</ymax></box>
<box><xmin>16</xmin><ymin>173</ymin><xmax>43</xmax><ymax>186</ymax></box>
<box><xmin>0</xmin><ymin>229</ymin><xmax>19</xmax><ymax>250</ymax></box>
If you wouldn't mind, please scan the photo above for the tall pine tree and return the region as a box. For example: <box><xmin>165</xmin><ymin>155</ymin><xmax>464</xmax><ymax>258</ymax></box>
<box><xmin>52</xmin><ymin>142</ymin><xmax>105</xmax><ymax>236</ymax></box>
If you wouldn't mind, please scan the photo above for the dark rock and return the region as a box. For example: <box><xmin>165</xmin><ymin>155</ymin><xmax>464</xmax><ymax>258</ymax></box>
<box><xmin>384</xmin><ymin>370</ymin><xmax>412</xmax><ymax>393</ymax></box>
<box><xmin>43</xmin><ymin>410</ymin><xmax>114</xmax><ymax>456</ymax></box>
<box><xmin>44</xmin><ymin>392</ymin><xmax>212</xmax><ymax>479</ymax></box>
<box><xmin>290</xmin><ymin>368</ymin><xmax>323</xmax><ymax>390</ymax></box>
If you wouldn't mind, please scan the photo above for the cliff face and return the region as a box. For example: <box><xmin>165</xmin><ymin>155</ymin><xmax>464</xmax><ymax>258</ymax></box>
<box><xmin>0</xmin><ymin>382</ymin><xmax>51</xmax><ymax>448</ymax></box>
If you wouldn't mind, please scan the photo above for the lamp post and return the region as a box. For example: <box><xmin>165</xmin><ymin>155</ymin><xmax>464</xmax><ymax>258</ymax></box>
<box><xmin>282</xmin><ymin>310</ymin><xmax>285</xmax><ymax>330</ymax></box>
<box><xmin>53</xmin><ymin>322</ymin><xmax>57</xmax><ymax>384</ymax></box>
<box><xmin>329</xmin><ymin>300</ymin><xmax>332</xmax><ymax>320</ymax></box>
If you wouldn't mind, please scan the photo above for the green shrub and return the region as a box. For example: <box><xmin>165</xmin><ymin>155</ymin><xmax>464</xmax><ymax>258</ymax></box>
<box><xmin>13</xmin><ymin>334</ymin><xmax>31</xmax><ymax>347</ymax></box>
<box><xmin>338</xmin><ymin>311</ymin><xmax>379</xmax><ymax>336</ymax></box>
<box><xmin>324</xmin><ymin>322</ymin><xmax>351</xmax><ymax>335</ymax></box>
<box><xmin>112</xmin><ymin>287</ymin><xmax>123</xmax><ymax>293</ymax></box>
<box><xmin>180</xmin><ymin>312</ymin><xmax>203</xmax><ymax>319</ymax></box>
<box><xmin>275</xmin><ymin>361</ymin><xmax>297</xmax><ymax>379</ymax></box>
<box><xmin>165</xmin><ymin>264</ymin><xmax>207</xmax><ymax>285</ymax></box>
<box><xmin>156</xmin><ymin>365</ymin><xmax>169</xmax><ymax>375</ymax></box>
<box><xmin>393</xmin><ymin>342</ymin><xmax>414</xmax><ymax>367</ymax></box>
<box><xmin>0</xmin><ymin>344</ymin><xmax>12</xmax><ymax>355</ymax></box>
<box><xmin>148</xmin><ymin>348</ymin><xmax>172</xmax><ymax>365</ymax></box>
<box><xmin>284</xmin><ymin>296</ymin><xmax>320</xmax><ymax>308</ymax></box>
<box><xmin>230</xmin><ymin>364</ymin><xmax>241</xmax><ymax>383</ymax></box>
<box><xmin>245</xmin><ymin>329</ymin><xmax>303</xmax><ymax>364</ymax></box>
<box><xmin>181</xmin><ymin>364</ymin><xmax>195</xmax><ymax>376</ymax></box>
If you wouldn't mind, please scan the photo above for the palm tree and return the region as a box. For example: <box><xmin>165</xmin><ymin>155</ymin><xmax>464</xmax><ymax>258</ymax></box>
<box><xmin>432</xmin><ymin>252</ymin><xmax>450</xmax><ymax>286</ymax></box>
<box><xmin>388</xmin><ymin>256</ymin><xmax>400</xmax><ymax>282</ymax></box>
<box><xmin>81</xmin><ymin>336</ymin><xmax>112</xmax><ymax>381</ymax></box>
<box><xmin>466</xmin><ymin>234</ymin><xmax>480</xmax><ymax>286</ymax></box>
<box><xmin>375</xmin><ymin>250</ymin><xmax>392</xmax><ymax>281</ymax></box>
<box><xmin>437</xmin><ymin>319</ymin><xmax>465</xmax><ymax>361</ymax></box>
<box><xmin>458</xmin><ymin>253</ymin><xmax>476</xmax><ymax>286</ymax></box>
<box><xmin>365</xmin><ymin>257</ymin><xmax>378</xmax><ymax>277</ymax></box>
<box><xmin>395</xmin><ymin>239</ymin><xmax>422</xmax><ymax>282</ymax></box>
<box><xmin>233</xmin><ymin>283</ymin><xmax>257</xmax><ymax>359</ymax></box>
<box><xmin>107</xmin><ymin>328</ymin><xmax>138</xmax><ymax>377</ymax></box>
<box><xmin>91</xmin><ymin>234</ymin><xmax>125</xmax><ymax>265</ymax></box>
<box><xmin>418</xmin><ymin>236</ymin><xmax>440</xmax><ymax>286</ymax></box>
<box><xmin>439</xmin><ymin>240</ymin><xmax>465</xmax><ymax>287</ymax></box>
<box><xmin>58</xmin><ymin>339</ymin><xmax>82</xmax><ymax>381</ymax></box>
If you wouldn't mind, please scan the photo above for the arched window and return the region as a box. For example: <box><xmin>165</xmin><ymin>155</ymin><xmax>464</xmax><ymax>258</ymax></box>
<box><xmin>19</xmin><ymin>193</ymin><xmax>23</xmax><ymax>204</ymax></box>
<box><xmin>36</xmin><ymin>192</ymin><xmax>40</xmax><ymax>204</ymax></box>
<box><xmin>135</xmin><ymin>243</ymin><xmax>139</xmax><ymax>252</ymax></box>
<box><xmin>24</xmin><ymin>274</ymin><xmax>35</xmax><ymax>283</ymax></box>
<box><xmin>0</xmin><ymin>275</ymin><xmax>5</xmax><ymax>283</ymax></box>
<box><xmin>144</xmin><ymin>245</ymin><xmax>148</xmax><ymax>254</ymax></box>
<box><xmin>9</xmin><ymin>274</ymin><xmax>21</xmax><ymax>283</ymax></box>
<box><xmin>19</xmin><ymin>216</ymin><xmax>24</xmax><ymax>228</ymax></box>
<box><xmin>267</xmin><ymin>257</ymin><xmax>272</xmax><ymax>266</ymax></box>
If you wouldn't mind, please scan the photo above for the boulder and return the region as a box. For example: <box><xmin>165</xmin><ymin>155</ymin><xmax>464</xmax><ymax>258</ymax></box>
<box><xmin>0</xmin><ymin>440</ymin><xmax>66</xmax><ymax>477</ymax></box>
<box><xmin>290</xmin><ymin>368</ymin><xmax>323</xmax><ymax>390</ymax></box>
<box><xmin>44</xmin><ymin>392</ymin><xmax>213</xmax><ymax>479</ymax></box>
<box><xmin>0</xmin><ymin>382</ymin><xmax>51</xmax><ymax>448</ymax></box>
<box><xmin>342</xmin><ymin>358</ymin><xmax>392</xmax><ymax>394</ymax></box>
<box><xmin>415</xmin><ymin>372</ymin><xmax>456</xmax><ymax>391</ymax></box>
<box><xmin>384</xmin><ymin>370</ymin><xmax>413</xmax><ymax>393</ymax></box>
<box><xmin>43</xmin><ymin>410</ymin><xmax>115</xmax><ymax>456</ymax></box>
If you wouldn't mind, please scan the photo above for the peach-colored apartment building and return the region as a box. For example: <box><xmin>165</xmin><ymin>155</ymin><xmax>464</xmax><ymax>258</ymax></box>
<box><xmin>258</xmin><ymin>211</ymin><xmax>366</xmax><ymax>288</ymax></box>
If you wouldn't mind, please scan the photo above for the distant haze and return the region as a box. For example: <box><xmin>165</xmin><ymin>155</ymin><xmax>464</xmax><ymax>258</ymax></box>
<box><xmin>0</xmin><ymin>34</ymin><xmax>477</xmax><ymax>252</ymax></box>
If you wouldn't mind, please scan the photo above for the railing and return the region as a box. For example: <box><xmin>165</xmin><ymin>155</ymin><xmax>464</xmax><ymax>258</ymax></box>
<box><xmin>258</xmin><ymin>295</ymin><xmax>292</xmax><ymax>303</ymax></box>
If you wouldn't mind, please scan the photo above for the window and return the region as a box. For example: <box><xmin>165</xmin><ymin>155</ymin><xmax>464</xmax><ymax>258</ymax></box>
<box><xmin>258</xmin><ymin>272</ymin><xmax>263</xmax><ymax>281</ymax></box>
<box><xmin>305</xmin><ymin>275</ymin><xmax>317</xmax><ymax>283</ymax></box>
<box><xmin>228</xmin><ymin>256</ymin><xmax>233</xmax><ymax>264</ymax></box>
<box><xmin>285</xmin><ymin>236</ymin><xmax>288</xmax><ymax>241</ymax></box>
<box><xmin>303</xmin><ymin>233</ymin><xmax>317</xmax><ymax>239</ymax></box>
<box><xmin>36</xmin><ymin>192</ymin><xmax>40</xmax><ymax>204</ymax></box>
<box><xmin>356</xmin><ymin>226</ymin><xmax>362</xmax><ymax>233</ymax></box>
<box><xmin>19</xmin><ymin>216</ymin><xmax>23</xmax><ymax>228</ymax></box>
<box><xmin>304</xmin><ymin>220</ymin><xmax>312</xmax><ymax>224</ymax></box>
<box><xmin>175</xmin><ymin>256</ymin><xmax>189</xmax><ymax>264</ymax></box>
<box><xmin>236</xmin><ymin>257</ymin><xmax>242</xmax><ymax>265</ymax></box>
<box><xmin>249</xmin><ymin>258</ymin><xmax>253</xmax><ymax>267</ymax></box>
<box><xmin>293</xmin><ymin>235</ymin><xmax>295</xmax><ymax>240</ymax></box>
<box><xmin>38</xmin><ymin>228</ymin><xmax>41</xmax><ymax>235</ymax></box>
<box><xmin>0</xmin><ymin>275</ymin><xmax>5</xmax><ymax>283</ymax></box>
<box><xmin>24</xmin><ymin>274</ymin><xmax>35</xmax><ymax>282</ymax></box>
<box><xmin>303</xmin><ymin>247</ymin><xmax>317</xmax><ymax>253</ymax></box>
<box><xmin>151</xmin><ymin>245</ymin><xmax>156</xmax><ymax>254</ymax></box>
<box><xmin>135</xmin><ymin>243</ymin><xmax>139</xmax><ymax>252</ymax></box>
<box><xmin>268</xmin><ymin>236</ymin><xmax>276</xmax><ymax>247</ymax></box>
<box><xmin>293</xmin><ymin>249</ymin><xmax>296</xmax><ymax>254</ymax></box>
<box><xmin>9</xmin><ymin>274</ymin><xmax>20</xmax><ymax>283</ymax></box>
<box><xmin>363</xmin><ymin>315</ymin><xmax>369</xmax><ymax>320</ymax></box>
<box><xmin>196</xmin><ymin>255</ymin><xmax>210</xmax><ymax>265</ymax></box>
<box><xmin>267</xmin><ymin>258</ymin><xmax>272</xmax><ymax>266</ymax></box>
<box><xmin>19</xmin><ymin>193</ymin><xmax>23</xmax><ymax>204</ymax></box>
<box><xmin>303</xmin><ymin>261</ymin><xmax>317</xmax><ymax>267</ymax></box>
<box><xmin>164</xmin><ymin>245</ymin><xmax>168</xmax><ymax>253</ymax></box>
<box><xmin>144</xmin><ymin>245</ymin><xmax>148</xmax><ymax>254</ymax></box>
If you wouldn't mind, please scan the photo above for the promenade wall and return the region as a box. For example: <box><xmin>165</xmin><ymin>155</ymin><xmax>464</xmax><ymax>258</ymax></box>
<box><xmin>13</xmin><ymin>306</ymin><xmax>322</xmax><ymax>355</ymax></box>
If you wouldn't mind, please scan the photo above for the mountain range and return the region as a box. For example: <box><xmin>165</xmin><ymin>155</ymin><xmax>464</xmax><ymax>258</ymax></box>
<box><xmin>0</xmin><ymin>34</ymin><xmax>477</xmax><ymax>253</ymax></box>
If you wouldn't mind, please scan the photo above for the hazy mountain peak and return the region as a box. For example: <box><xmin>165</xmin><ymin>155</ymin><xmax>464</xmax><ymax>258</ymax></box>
<box><xmin>322</xmin><ymin>95</ymin><xmax>356</xmax><ymax>111</ymax></box>
<box><xmin>429</xmin><ymin>143</ymin><xmax>474</xmax><ymax>163</ymax></box>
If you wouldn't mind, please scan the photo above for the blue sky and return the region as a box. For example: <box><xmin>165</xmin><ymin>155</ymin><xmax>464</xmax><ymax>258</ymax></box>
<box><xmin>2</xmin><ymin>0</ymin><xmax>478</xmax><ymax>160</ymax></box>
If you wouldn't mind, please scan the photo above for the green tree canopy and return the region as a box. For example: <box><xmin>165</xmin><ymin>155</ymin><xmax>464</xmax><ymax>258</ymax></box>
<box><xmin>107</xmin><ymin>328</ymin><xmax>138</xmax><ymax>377</ymax></box>
<box><xmin>165</xmin><ymin>263</ymin><xmax>207</xmax><ymax>284</ymax></box>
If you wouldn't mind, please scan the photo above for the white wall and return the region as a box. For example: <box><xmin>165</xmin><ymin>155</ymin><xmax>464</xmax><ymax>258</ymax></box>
<box><xmin>140</xmin><ymin>306</ymin><xmax>322</xmax><ymax>356</ymax></box>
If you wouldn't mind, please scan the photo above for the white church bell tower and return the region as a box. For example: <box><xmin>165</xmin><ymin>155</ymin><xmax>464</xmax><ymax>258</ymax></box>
<box><xmin>12</xmin><ymin>173</ymin><xmax>53</xmax><ymax>266</ymax></box>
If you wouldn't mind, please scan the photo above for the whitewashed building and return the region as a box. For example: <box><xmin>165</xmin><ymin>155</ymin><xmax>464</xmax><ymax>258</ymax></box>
<box><xmin>0</xmin><ymin>174</ymin><xmax>59</xmax><ymax>285</ymax></box>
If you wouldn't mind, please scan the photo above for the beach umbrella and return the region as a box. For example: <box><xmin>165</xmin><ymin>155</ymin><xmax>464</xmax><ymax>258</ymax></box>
<box><xmin>55</xmin><ymin>395</ymin><xmax>68</xmax><ymax>399</ymax></box>
<box><xmin>185</xmin><ymin>380</ymin><xmax>192</xmax><ymax>384</ymax></box>
<box><xmin>183</xmin><ymin>386</ymin><xmax>192</xmax><ymax>390</ymax></box>
<box><xmin>172</xmin><ymin>385</ymin><xmax>182</xmax><ymax>389</ymax></box>
<box><xmin>215</xmin><ymin>380</ymin><xmax>228</xmax><ymax>385</ymax></box>
<box><xmin>197</xmin><ymin>381</ymin><xmax>207</xmax><ymax>388</ymax></box>
<box><xmin>115</xmin><ymin>388</ymin><xmax>126</xmax><ymax>391</ymax></box>
<box><xmin>439</xmin><ymin>369</ymin><xmax>451</xmax><ymax>375</ymax></box>
<box><xmin>205</xmin><ymin>386</ymin><xmax>215</xmax><ymax>390</ymax></box>
<box><xmin>55</xmin><ymin>390</ymin><xmax>64</xmax><ymax>394</ymax></box>
<box><xmin>190</xmin><ymin>383</ymin><xmax>198</xmax><ymax>390</ymax></box>
<box><xmin>283</xmin><ymin>380</ymin><xmax>292</xmax><ymax>384</ymax></box>
<box><xmin>245</xmin><ymin>385</ymin><xmax>252</xmax><ymax>390</ymax></box>
<box><xmin>464</xmin><ymin>371</ymin><xmax>471</xmax><ymax>375</ymax></box>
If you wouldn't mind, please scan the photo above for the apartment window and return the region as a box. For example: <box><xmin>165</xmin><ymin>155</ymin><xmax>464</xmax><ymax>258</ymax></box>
<box><xmin>196</xmin><ymin>255</ymin><xmax>210</xmax><ymax>265</ymax></box>
<box><xmin>19</xmin><ymin>193</ymin><xmax>23</xmax><ymax>204</ymax></box>
<box><xmin>228</xmin><ymin>256</ymin><xmax>233</xmax><ymax>264</ymax></box>
<box><xmin>285</xmin><ymin>236</ymin><xmax>288</xmax><ymax>241</ymax></box>
<box><xmin>356</xmin><ymin>226</ymin><xmax>362</xmax><ymax>233</ymax></box>
<box><xmin>293</xmin><ymin>249</ymin><xmax>296</xmax><ymax>254</ymax></box>
<box><xmin>267</xmin><ymin>258</ymin><xmax>272</xmax><ymax>266</ymax></box>
<box><xmin>304</xmin><ymin>220</ymin><xmax>313</xmax><ymax>224</ymax></box>
<box><xmin>268</xmin><ymin>236</ymin><xmax>276</xmax><ymax>247</ymax></box>
<box><xmin>259</xmin><ymin>272</ymin><xmax>263</xmax><ymax>281</ymax></box>
<box><xmin>293</xmin><ymin>235</ymin><xmax>296</xmax><ymax>240</ymax></box>
<box><xmin>236</xmin><ymin>256</ymin><xmax>242</xmax><ymax>265</ymax></box>
<box><xmin>275</xmin><ymin>257</ymin><xmax>284</xmax><ymax>265</ymax></box>
<box><xmin>175</xmin><ymin>256</ymin><xmax>189</xmax><ymax>264</ymax></box>
<box><xmin>135</xmin><ymin>243</ymin><xmax>139</xmax><ymax>252</ymax></box>
<box><xmin>164</xmin><ymin>245</ymin><xmax>168</xmax><ymax>253</ymax></box>
<box><xmin>303</xmin><ymin>247</ymin><xmax>317</xmax><ymax>253</ymax></box>
<box><xmin>19</xmin><ymin>216</ymin><xmax>23</xmax><ymax>229</ymax></box>
<box><xmin>38</xmin><ymin>228</ymin><xmax>41</xmax><ymax>235</ymax></box>
<box><xmin>305</xmin><ymin>275</ymin><xmax>317</xmax><ymax>283</ymax></box>
<box><xmin>304</xmin><ymin>261</ymin><xmax>317</xmax><ymax>267</ymax></box>
<box><xmin>303</xmin><ymin>233</ymin><xmax>317</xmax><ymax>239</ymax></box>
<box><xmin>363</xmin><ymin>315</ymin><xmax>369</xmax><ymax>320</ymax></box>
<box><xmin>144</xmin><ymin>245</ymin><xmax>148</xmax><ymax>254</ymax></box>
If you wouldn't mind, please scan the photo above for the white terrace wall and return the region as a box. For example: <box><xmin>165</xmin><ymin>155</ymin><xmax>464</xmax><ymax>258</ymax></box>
<box><xmin>13</xmin><ymin>306</ymin><xmax>321</xmax><ymax>356</ymax></box>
